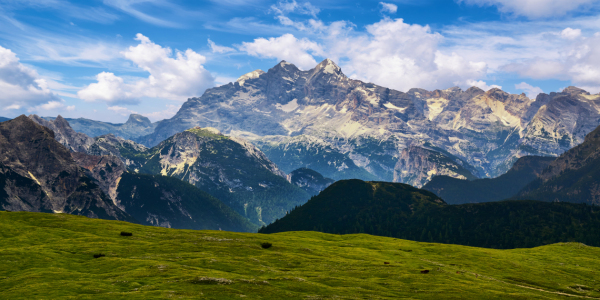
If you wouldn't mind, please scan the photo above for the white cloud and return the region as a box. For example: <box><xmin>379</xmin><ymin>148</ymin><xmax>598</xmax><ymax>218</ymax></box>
<box><xmin>515</xmin><ymin>82</ymin><xmax>544</xmax><ymax>98</ymax></box>
<box><xmin>326</xmin><ymin>18</ymin><xmax>488</xmax><ymax>91</ymax></box>
<box><xmin>270</xmin><ymin>1</ymin><xmax>320</xmax><ymax>17</ymax></box>
<box><xmin>208</xmin><ymin>39</ymin><xmax>235</xmax><ymax>53</ymax></box>
<box><xmin>102</xmin><ymin>0</ymin><xmax>181</xmax><ymax>27</ymax></box>
<box><xmin>239</xmin><ymin>33</ymin><xmax>324</xmax><ymax>70</ymax></box>
<box><xmin>107</xmin><ymin>105</ymin><xmax>138</xmax><ymax>116</ymax></box>
<box><xmin>144</xmin><ymin>104</ymin><xmax>179</xmax><ymax>121</ymax></box>
<box><xmin>467</xmin><ymin>80</ymin><xmax>502</xmax><ymax>91</ymax></box>
<box><xmin>459</xmin><ymin>0</ymin><xmax>599</xmax><ymax>18</ymax></box>
<box><xmin>78</xmin><ymin>34</ymin><xmax>215</xmax><ymax>103</ymax></box>
<box><xmin>561</xmin><ymin>27</ymin><xmax>582</xmax><ymax>39</ymax></box>
<box><xmin>379</xmin><ymin>2</ymin><xmax>398</xmax><ymax>14</ymax></box>
<box><xmin>0</xmin><ymin>45</ymin><xmax>61</xmax><ymax>111</ymax></box>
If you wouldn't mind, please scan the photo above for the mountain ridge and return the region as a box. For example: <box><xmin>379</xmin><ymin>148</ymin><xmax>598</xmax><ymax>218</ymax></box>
<box><xmin>135</xmin><ymin>58</ymin><xmax>600</xmax><ymax>186</ymax></box>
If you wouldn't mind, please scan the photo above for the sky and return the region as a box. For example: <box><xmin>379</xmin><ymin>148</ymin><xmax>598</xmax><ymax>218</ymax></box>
<box><xmin>1</xmin><ymin>0</ymin><xmax>600</xmax><ymax>123</ymax></box>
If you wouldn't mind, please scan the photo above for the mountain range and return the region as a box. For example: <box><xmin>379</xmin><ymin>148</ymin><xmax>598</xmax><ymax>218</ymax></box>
<box><xmin>28</xmin><ymin>114</ymin><xmax>311</xmax><ymax>227</ymax></box>
<box><xmin>0</xmin><ymin>116</ymin><xmax>257</xmax><ymax>232</ymax></box>
<box><xmin>119</xmin><ymin>59</ymin><xmax>600</xmax><ymax>187</ymax></box>
<box><xmin>28</xmin><ymin>59</ymin><xmax>600</xmax><ymax>188</ymax></box>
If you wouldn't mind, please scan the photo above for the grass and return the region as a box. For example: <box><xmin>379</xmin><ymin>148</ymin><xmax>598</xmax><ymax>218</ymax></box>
<box><xmin>1</xmin><ymin>211</ymin><xmax>600</xmax><ymax>299</ymax></box>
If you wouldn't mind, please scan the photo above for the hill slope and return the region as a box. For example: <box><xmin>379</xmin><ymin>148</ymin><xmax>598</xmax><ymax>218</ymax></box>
<box><xmin>261</xmin><ymin>180</ymin><xmax>600</xmax><ymax>249</ymax></box>
<box><xmin>423</xmin><ymin>156</ymin><xmax>555</xmax><ymax>204</ymax></box>
<box><xmin>2</xmin><ymin>211</ymin><xmax>600</xmax><ymax>299</ymax></box>
<box><xmin>517</xmin><ymin>124</ymin><xmax>600</xmax><ymax>205</ymax></box>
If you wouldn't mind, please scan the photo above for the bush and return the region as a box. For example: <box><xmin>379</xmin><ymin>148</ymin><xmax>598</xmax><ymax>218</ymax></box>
<box><xmin>261</xmin><ymin>242</ymin><xmax>272</xmax><ymax>249</ymax></box>
<box><xmin>120</xmin><ymin>232</ymin><xmax>133</xmax><ymax>236</ymax></box>
<box><xmin>93</xmin><ymin>254</ymin><xmax>105</xmax><ymax>258</ymax></box>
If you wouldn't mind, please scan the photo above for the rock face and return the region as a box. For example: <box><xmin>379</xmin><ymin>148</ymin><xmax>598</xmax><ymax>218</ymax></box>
<box><xmin>258</xmin><ymin>135</ymin><xmax>377</xmax><ymax>181</ymax></box>
<box><xmin>517</xmin><ymin>124</ymin><xmax>600</xmax><ymax>205</ymax></box>
<box><xmin>71</xmin><ymin>152</ymin><xmax>126</xmax><ymax>208</ymax></box>
<box><xmin>0</xmin><ymin>116</ymin><xmax>130</xmax><ymax>220</ymax></box>
<box><xmin>135</xmin><ymin>127</ymin><xmax>310</xmax><ymax>226</ymax></box>
<box><xmin>393</xmin><ymin>145</ymin><xmax>477</xmax><ymax>188</ymax></box>
<box><xmin>423</xmin><ymin>156</ymin><xmax>555</xmax><ymax>204</ymax></box>
<box><xmin>287</xmin><ymin>168</ymin><xmax>335</xmax><ymax>196</ymax></box>
<box><xmin>43</xmin><ymin>113</ymin><xmax>158</xmax><ymax>140</ymax></box>
<box><xmin>137</xmin><ymin>59</ymin><xmax>600</xmax><ymax>186</ymax></box>
<box><xmin>29</xmin><ymin>115</ymin><xmax>94</xmax><ymax>152</ymax></box>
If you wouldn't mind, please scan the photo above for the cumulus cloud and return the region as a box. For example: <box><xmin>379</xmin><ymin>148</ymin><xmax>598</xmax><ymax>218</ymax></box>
<box><xmin>239</xmin><ymin>33</ymin><xmax>324</xmax><ymax>70</ymax></box>
<box><xmin>467</xmin><ymin>80</ymin><xmax>502</xmax><ymax>91</ymax></box>
<box><xmin>561</xmin><ymin>27</ymin><xmax>582</xmax><ymax>39</ymax></box>
<box><xmin>326</xmin><ymin>18</ymin><xmax>488</xmax><ymax>91</ymax></box>
<box><xmin>515</xmin><ymin>82</ymin><xmax>544</xmax><ymax>98</ymax></box>
<box><xmin>239</xmin><ymin>18</ymin><xmax>489</xmax><ymax>91</ymax></box>
<box><xmin>459</xmin><ymin>0</ymin><xmax>598</xmax><ymax>18</ymax></box>
<box><xmin>0</xmin><ymin>45</ymin><xmax>63</xmax><ymax>112</ymax></box>
<box><xmin>208</xmin><ymin>39</ymin><xmax>235</xmax><ymax>53</ymax></box>
<box><xmin>78</xmin><ymin>34</ymin><xmax>214</xmax><ymax>103</ymax></box>
<box><xmin>379</xmin><ymin>2</ymin><xmax>398</xmax><ymax>14</ymax></box>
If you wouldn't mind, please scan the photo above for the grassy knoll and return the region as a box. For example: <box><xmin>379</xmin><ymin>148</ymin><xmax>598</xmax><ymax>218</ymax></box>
<box><xmin>1</xmin><ymin>211</ymin><xmax>600</xmax><ymax>299</ymax></box>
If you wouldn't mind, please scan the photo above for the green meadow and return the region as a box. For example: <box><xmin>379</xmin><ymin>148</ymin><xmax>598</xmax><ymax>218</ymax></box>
<box><xmin>1</xmin><ymin>211</ymin><xmax>599</xmax><ymax>299</ymax></box>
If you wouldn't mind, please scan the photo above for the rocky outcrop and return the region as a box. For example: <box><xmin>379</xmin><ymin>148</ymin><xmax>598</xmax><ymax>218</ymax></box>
<box><xmin>287</xmin><ymin>168</ymin><xmax>335</xmax><ymax>196</ymax></box>
<box><xmin>136</xmin><ymin>58</ymin><xmax>600</xmax><ymax>186</ymax></box>
<box><xmin>86</xmin><ymin>134</ymin><xmax>149</xmax><ymax>170</ymax></box>
<box><xmin>29</xmin><ymin>114</ymin><xmax>94</xmax><ymax>152</ymax></box>
<box><xmin>71</xmin><ymin>152</ymin><xmax>126</xmax><ymax>208</ymax></box>
<box><xmin>393</xmin><ymin>145</ymin><xmax>477</xmax><ymax>188</ymax></box>
<box><xmin>0</xmin><ymin>116</ymin><xmax>130</xmax><ymax>220</ymax></box>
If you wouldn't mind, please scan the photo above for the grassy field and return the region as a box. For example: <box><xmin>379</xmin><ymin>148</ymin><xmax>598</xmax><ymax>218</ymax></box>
<box><xmin>1</xmin><ymin>211</ymin><xmax>600</xmax><ymax>299</ymax></box>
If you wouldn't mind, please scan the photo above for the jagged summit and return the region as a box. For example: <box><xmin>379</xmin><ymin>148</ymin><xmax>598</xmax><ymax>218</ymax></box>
<box><xmin>125</xmin><ymin>114</ymin><xmax>152</xmax><ymax>126</ymax></box>
<box><xmin>562</xmin><ymin>86</ymin><xmax>589</xmax><ymax>96</ymax></box>
<box><xmin>236</xmin><ymin>69</ymin><xmax>265</xmax><ymax>86</ymax></box>
<box><xmin>313</xmin><ymin>58</ymin><xmax>342</xmax><ymax>75</ymax></box>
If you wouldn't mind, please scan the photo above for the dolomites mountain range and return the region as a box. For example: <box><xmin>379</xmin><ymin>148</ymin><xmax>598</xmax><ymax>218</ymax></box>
<box><xmin>135</xmin><ymin>59</ymin><xmax>600</xmax><ymax>187</ymax></box>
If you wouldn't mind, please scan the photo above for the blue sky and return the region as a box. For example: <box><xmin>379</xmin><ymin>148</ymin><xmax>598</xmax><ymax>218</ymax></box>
<box><xmin>1</xmin><ymin>0</ymin><xmax>600</xmax><ymax>122</ymax></box>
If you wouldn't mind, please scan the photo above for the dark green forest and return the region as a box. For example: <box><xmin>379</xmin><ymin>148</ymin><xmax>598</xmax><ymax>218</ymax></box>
<box><xmin>260</xmin><ymin>180</ymin><xmax>600</xmax><ymax>249</ymax></box>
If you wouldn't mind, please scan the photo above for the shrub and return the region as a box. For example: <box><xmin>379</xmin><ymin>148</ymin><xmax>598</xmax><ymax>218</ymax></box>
<box><xmin>261</xmin><ymin>242</ymin><xmax>272</xmax><ymax>249</ymax></box>
<box><xmin>93</xmin><ymin>254</ymin><xmax>105</xmax><ymax>258</ymax></box>
<box><xmin>120</xmin><ymin>232</ymin><xmax>133</xmax><ymax>236</ymax></box>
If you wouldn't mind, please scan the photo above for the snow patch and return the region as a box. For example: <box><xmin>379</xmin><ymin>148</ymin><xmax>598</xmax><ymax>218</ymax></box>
<box><xmin>425</xmin><ymin>98</ymin><xmax>449</xmax><ymax>121</ymax></box>
<box><xmin>384</xmin><ymin>102</ymin><xmax>407</xmax><ymax>113</ymax></box>
<box><xmin>236</xmin><ymin>69</ymin><xmax>265</xmax><ymax>86</ymax></box>
<box><xmin>275</xmin><ymin>98</ymin><xmax>299</xmax><ymax>112</ymax></box>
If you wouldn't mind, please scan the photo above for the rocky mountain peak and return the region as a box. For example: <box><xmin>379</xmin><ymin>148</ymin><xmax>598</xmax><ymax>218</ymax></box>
<box><xmin>125</xmin><ymin>114</ymin><xmax>152</xmax><ymax>126</ymax></box>
<box><xmin>465</xmin><ymin>86</ymin><xmax>485</xmax><ymax>96</ymax></box>
<box><xmin>313</xmin><ymin>58</ymin><xmax>342</xmax><ymax>75</ymax></box>
<box><xmin>485</xmin><ymin>87</ymin><xmax>510</xmax><ymax>101</ymax></box>
<box><xmin>562</xmin><ymin>86</ymin><xmax>589</xmax><ymax>96</ymax></box>
<box><xmin>272</xmin><ymin>60</ymin><xmax>299</xmax><ymax>72</ymax></box>
<box><xmin>236</xmin><ymin>69</ymin><xmax>265</xmax><ymax>86</ymax></box>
